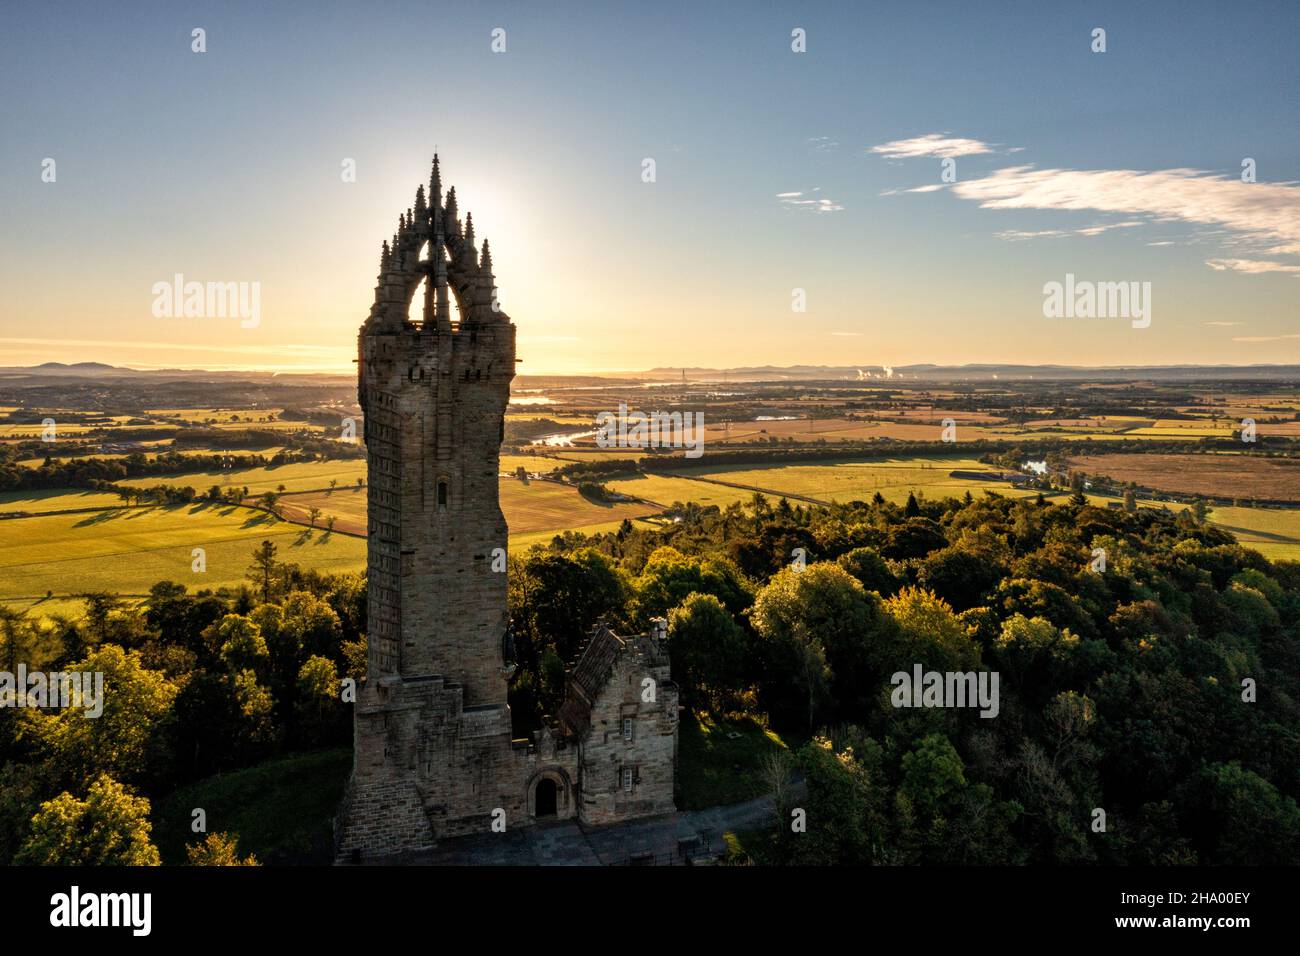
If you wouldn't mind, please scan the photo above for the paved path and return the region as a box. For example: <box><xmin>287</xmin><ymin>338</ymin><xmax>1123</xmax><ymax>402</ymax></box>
<box><xmin>405</xmin><ymin>785</ymin><xmax>803</xmax><ymax>866</ymax></box>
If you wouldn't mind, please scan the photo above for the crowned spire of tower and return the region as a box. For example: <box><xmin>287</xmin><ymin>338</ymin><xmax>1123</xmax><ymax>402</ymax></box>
<box><xmin>429</xmin><ymin>154</ymin><xmax>441</xmax><ymax>203</ymax></box>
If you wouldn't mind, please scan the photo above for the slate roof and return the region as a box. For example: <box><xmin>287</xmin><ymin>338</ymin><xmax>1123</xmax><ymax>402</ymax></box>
<box><xmin>557</xmin><ymin>624</ymin><xmax>624</xmax><ymax>736</ymax></box>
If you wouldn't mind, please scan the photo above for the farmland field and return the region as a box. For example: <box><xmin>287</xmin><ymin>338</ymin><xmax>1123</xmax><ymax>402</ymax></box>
<box><xmin>565</xmin><ymin>415</ymin><xmax>1224</xmax><ymax>448</ymax></box>
<box><xmin>276</xmin><ymin>477</ymin><xmax>656</xmax><ymax>537</ymax></box>
<box><xmin>1067</xmin><ymin>453</ymin><xmax>1300</xmax><ymax>502</ymax></box>
<box><xmin>605</xmin><ymin>474</ymin><xmax>758</xmax><ymax>509</ymax></box>
<box><xmin>499</xmin><ymin>453</ymin><xmax>567</xmax><ymax>474</ymax></box>
<box><xmin>118</xmin><ymin>460</ymin><xmax>369</xmax><ymax>495</ymax></box>
<box><xmin>0</xmin><ymin>501</ymin><xmax>367</xmax><ymax>607</ymax></box>
<box><xmin>1203</xmin><ymin>505</ymin><xmax>1300</xmax><ymax>560</ymax></box>
<box><xmin>0</xmin><ymin>489</ymin><xmax>128</xmax><ymax>514</ymax></box>
<box><xmin>666</xmin><ymin>457</ymin><xmax>1039</xmax><ymax>505</ymax></box>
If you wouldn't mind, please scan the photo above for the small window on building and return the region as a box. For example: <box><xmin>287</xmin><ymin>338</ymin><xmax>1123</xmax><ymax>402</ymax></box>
<box><xmin>622</xmin><ymin>768</ymin><xmax>634</xmax><ymax>792</ymax></box>
<box><xmin>437</xmin><ymin>480</ymin><xmax>448</xmax><ymax>509</ymax></box>
<box><xmin>622</xmin><ymin>717</ymin><xmax>633</xmax><ymax>741</ymax></box>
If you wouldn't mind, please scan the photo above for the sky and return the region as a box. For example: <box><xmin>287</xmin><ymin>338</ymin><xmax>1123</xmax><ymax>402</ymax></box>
<box><xmin>1</xmin><ymin>0</ymin><xmax>1297</xmax><ymax>375</ymax></box>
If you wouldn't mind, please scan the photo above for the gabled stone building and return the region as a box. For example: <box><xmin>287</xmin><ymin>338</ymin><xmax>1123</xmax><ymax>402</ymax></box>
<box><xmin>335</xmin><ymin>158</ymin><xmax>677</xmax><ymax>862</ymax></box>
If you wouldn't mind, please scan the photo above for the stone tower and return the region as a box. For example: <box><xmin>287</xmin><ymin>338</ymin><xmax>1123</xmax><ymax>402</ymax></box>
<box><xmin>358</xmin><ymin>156</ymin><xmax>514</xmax><ymax>706</ymax></box>
<box><xmin>337</xmin><ymin>157</ymin><xmax>520</xmax><ymax>859</ymax></box>
<box><xmin>336</xmin><ymin>157</ymin><xmax>677</xmax><ymax>863</ymax></box>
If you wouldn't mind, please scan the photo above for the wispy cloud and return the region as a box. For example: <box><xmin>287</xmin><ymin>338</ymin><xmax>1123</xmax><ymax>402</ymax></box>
<box><xmin>870</xmin><ymin>134</ymin><xmax>998</xmax><ymax>160</ymax></box>
<box><xmin>1204</xmin><ymin>321</ymin><xmax>1243</xmax><ymax>327</ymax></box>
<box><xmin>1206</xmin><ymin>258</ymin><xmax>1300</xmax><ymax>277</ymax></box>
<box><xmin>808</xmin><ymin>136</ymin><xmax>839</xmax><ymax>153</ymax></box>
<box><xmin>994</xmin><ymin>221</ymin><xmax>1144</xmax><ymax>241</ymax></box>
<box><xmin>949</xmin><ymin>166</ymin><xmax>1300</xmax><ymax>256</ymax></box>
<box><xmin>777</xmin><ymin>188</ymin><xmax>844</xmax><ymax>213</ymax></box>
<box><xmin>1232</xmin><ymin>333</ymin><xmax>1300</xmax><ymax>343</ymax></box>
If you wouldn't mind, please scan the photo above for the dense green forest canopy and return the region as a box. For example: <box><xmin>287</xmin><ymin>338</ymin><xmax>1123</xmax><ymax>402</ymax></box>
<box><xmin>2</xmin><ymin>489</ymin><xmax>1297</xmax><ymax>865</ymax></box>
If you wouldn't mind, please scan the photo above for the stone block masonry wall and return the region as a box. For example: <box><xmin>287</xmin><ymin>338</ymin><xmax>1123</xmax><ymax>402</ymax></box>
<box><xmin>577</xmin><ymin>625</ymin><xmax>679</xmax><ymax>827</ymax></box>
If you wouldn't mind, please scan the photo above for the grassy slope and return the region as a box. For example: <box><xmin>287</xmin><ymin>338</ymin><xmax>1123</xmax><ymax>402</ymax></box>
<box><xmin>677</xmin><ymin>710</ymin><xmax>796</xmax><ymax>811</ymax></box>
<box><xmin>154</xmin><ymin>748</ymin><xmax>352</xmax><ymax>865</ymax></box>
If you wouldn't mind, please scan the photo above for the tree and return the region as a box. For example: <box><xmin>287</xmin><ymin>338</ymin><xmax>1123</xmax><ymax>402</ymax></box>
<box><xmin>837</xmin><ymin>547</ymin><xmax>901</xmax><ymax>597</ymax></box>
<box><xmin>81</xmin><ymin>591</ymin><xmax>121</xmax><ymax>644</ymax></box>
<box><xmin>0</xmin><ymin>607</ymin><xmax>35</xmax><ymax>674</ymax></box>
<box><xmin>325</xmin><ymin>515</ymin><xmax>336</xmax><ymax>535</ymax></box>
<box><xmin>633</xmin><ymin>546</ymin><xmax>751</xmax><ymax>621</ymax></box>
<box><xmin>751</xmin><ymin>563</ymin><xmax>890</xmax><ymax>727</ymax></box>
<box><xmin>247</xmin><ymin>540</ymin><xmax>280</xmax><ymax>603</ymax></box>
<box><xmin>884</xmin><ymin>586</ymin><xmax>981</xmax><ymax>674</ymax></box>
<box><xmin>917</xmin><ymin>543</ymin><xmax>1008</xmax><ymax>612</ymax></box>
<box><xmin>666</xmin><ymin>593</ymin><xmax>747</xmax><ymax>707</ymax></box>
<box><xmin>35</xmin><ymin>644</ymin><xmax>178</xmax><ymax>790</ymax></box>
<box><xmin>1197</xmin><ymin>763</ymin><xmax>1300</xmax><ymax>864</ymax></box>
<box><xmin>792</xmin><ymin>736</ymin><xmax>877</xmax><ymax>864</ymax></box>
<box><xmin>307</xmin><ymin>506</ymin><xmax>321</xmax><ymax>529</ymax></box>
<box><xmin>900</xmin><ymin>733</ymin><xmax>967</xmax><ymax>819</ymax></box>
<box><xmin>1069</xmin><ymin>473</ymin><xmax>1087</xmax><ymax>507</ymax></box>
<box><xmin>510</xmin><ymin>551</ymin><xmax>629</xmax><ymax>662</ymax></box>
<box><xmin>295</xmin><ymin>655</ymin><xmax>342</xmax><ymax>745</ymax></box>
<box><xmin>280</xmin><ymin>591</ymin><xmax>343</xmax><ymax>661</ymax></box>
<box><xmin>16</xmin><ymin>774</ymin><xmax>160</xmax><ymax>865</ymax></box>
<box><xmin>214</xmin><ymin>614</ymin><xmax>270</xmax><ymax>675</ymax></box>
<box><xmin>186</xmin><ymin>831</ymin><xmax>259</xmax><ymax>866</ymax></box>
<box><xmin>904</xmin><ymin>492</ymin><xmax>920</xmax><ymax>518</ymax></box>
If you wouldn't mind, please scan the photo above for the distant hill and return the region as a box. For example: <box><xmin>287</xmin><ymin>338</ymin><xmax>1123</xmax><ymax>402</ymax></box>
<box><xmin>639</xmin><ymin>364</ymin><xmax>1300</xmax><ymax>383</ymax></box>
<box><xmin>2</xmin><ymin>361</ymin><xmax>1296</xmax><ymax>386</ymax></box>
<box><xmin>0</xmin><ymin>363</ymin><xmax>352</xmax><ymax>386</ymax></box>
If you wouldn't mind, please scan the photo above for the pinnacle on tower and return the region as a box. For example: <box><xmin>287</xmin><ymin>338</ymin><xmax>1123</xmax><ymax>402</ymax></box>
<box><xmin>444</xmin><ymin>186</ymin><xmax>458</xmax><ymax>229</ymax></box>
<box><xmin>429</xmin><ymin>154</ymin><xmax>441</xmax><ymax>202</ymax></box>
<box><xmin>415</xmin><ymin>183</ymin><xmax>427</xmax><ymax>216</ymax></box>
<box><xmin>464</xmin><ymin>211</ymin><xmax>475</xmax><ymax>245</ymax></box>
<box><xmin>480</xmin><ymin>238</ymin><xmax>493</xmax><ymax>273</ymax></box>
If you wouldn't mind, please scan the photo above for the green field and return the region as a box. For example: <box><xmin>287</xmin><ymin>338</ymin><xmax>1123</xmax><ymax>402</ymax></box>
<box><xmin>118</xmin><ymin>460</ymin><xmax>368</xmax><ymax>495</ymax></box>
<box><xmin>662</xmin><ymin>457</ymin><xmax>1038</xmax><ymax>506</ymax></box>
<box><xmin>509</xmin><ymin>517</ymin><xmax>662</xmax><ymax>552</ymax></box>
<box><xmin>499</xmin><ymin>453</ymin><xmax>567</xmax><ymax>474</ymax></box>
<box><xmin>7</xmin><ymin>452</ymin><xmax>1298</xmax><ymax>617</ymax></box>
<box><xmin>607</xmin><ymin>473</ymin><xmax>759</xmax><ymax>509</ymax></box>
<box><xmin>1204</xmin><ymin>505</ymin><xmax>1300</xmax><ymax>561</ymax></box>
<box><xmin>0</xmin><ymin>501</ymin><xmax>366</xmax><ymax>606</ymax></box>
<box><xmin>0</xmin><ymin>489</ymin><xmax>128</xmax><ymax>513</ymax></box>
<box><xmin>276</xmin><ymin>476</ymin><xmax>657</xmax><ymax>538</ymax></box>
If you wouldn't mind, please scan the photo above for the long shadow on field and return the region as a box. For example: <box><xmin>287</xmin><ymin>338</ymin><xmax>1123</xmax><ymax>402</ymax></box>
<box><xmin>1214</xmin><ymin>523</ymin><xmax>1300</xmax><ymax>544</ymax></box>
<box><xmin>74</xmin><ymin>509</ymin><xmax>128</xmax><ymax>527</ymax></box>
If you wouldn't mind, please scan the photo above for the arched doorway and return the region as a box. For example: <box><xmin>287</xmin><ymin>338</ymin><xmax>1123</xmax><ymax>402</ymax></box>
<box><xmin>535</xmin><ymin>778</ymin><xmax>558</xmax><ymax>818</ymax></box>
